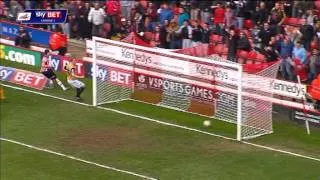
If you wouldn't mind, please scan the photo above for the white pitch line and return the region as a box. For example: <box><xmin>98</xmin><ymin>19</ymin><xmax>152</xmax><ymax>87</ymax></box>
<box><xmin>1</xmin><ymin>83</ymin><xmax>320</xmax><ymax>163</ymax></box>
<box><xmin>0</xmin><ymin>137</ymin><xmax>158</xmax><ymax>180</ymax></box>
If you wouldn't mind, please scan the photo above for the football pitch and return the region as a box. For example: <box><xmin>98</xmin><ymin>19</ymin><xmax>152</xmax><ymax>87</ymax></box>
<box><xmin>1</xmin><ymin>61</ymin><xmax>320</xmax><ymax>179</ymax></box>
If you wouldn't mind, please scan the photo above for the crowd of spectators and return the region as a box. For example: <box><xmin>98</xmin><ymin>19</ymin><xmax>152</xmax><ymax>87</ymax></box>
<box><xmin>1</xmin><ymin>0</ymin><xmax>320</xmax><ymax>82</ymax></box>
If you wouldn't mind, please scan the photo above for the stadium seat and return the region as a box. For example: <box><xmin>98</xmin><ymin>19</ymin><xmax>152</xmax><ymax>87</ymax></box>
<box><xmin>237</xmin><ymin>50</ymin><xmax>249</xmax><ymax>59</ymax></box>
<box><xmin>255</xmin><ymin>53</ymin><xmax>266</xmax><ymax>63</ymax></box>
<box><xmin>210</xmin><ymin>34</ymin><xmax>223</xmax><ymax>44</ymax></box>
<box><xmin>242</xmin><ymin>29</ymin><xmax>251</xmax><ymax>39</ymax></box>
<box><xmin>293</xmin><ymin>59</ymin><xmax>308</xmax><ymax>81</ymax></box>
<box><xmin>221</xmin><ymin>54</ymin><xmax>228</xmax><ymax>60</ymax></box>
<box><xmin>244</xmin><ymin>19</ymin><xmax>253</xmax><ymax>29</ymax></box>
<box><xmin>297</xmin><ymin>18</ymin><xmax>306</xmax><ymax>25</ymax></box>
<box><xmin>237</xmin><ymin>58</ymin><xmax>246</xmax><ymax>64</ymax></box>
<box><xmin>247</xmin><ymin>51</ymin><xmax>257</xmax><ymax>61</ymax></box>
<box><xmin>288</xmin><ymin>18</ymin><xmax>299</xmax><ymax>26</ymax></box>
<box><xmin>214</xmin><ymin>44</ymin><xmax>224</xmax><ymax>55</ymax></box>
<box><xmin>221</xmin><ymin>47</ymin><xmax>228</xmax><ymax>55</ymax></box>
<box><xmin>283</xmin><ymin>17</ymin><xmax>290</xmax><ymax>25</ymax></box>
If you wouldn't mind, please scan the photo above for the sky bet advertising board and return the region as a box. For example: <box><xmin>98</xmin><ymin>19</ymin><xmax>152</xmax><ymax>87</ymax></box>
<box><xmin>0</xmin><ymin>66</ymin><xmax>47</xmax><ymax>90</ymax></box>
<box><xmin>17</xmin><ymin>10</ymin><xmax>67</xmax><ymax>24</ymax></box>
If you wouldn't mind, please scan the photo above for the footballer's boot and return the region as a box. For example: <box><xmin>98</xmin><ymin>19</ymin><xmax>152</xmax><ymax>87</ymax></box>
<box><xmin>0</xmin><ymin>88</ymin><xmax>5</xmax><ymax>100</ymax></box>
<box><xmin>75</xmin><ymin>96</ymin><xmax>83</xmax><ymax>102</ymax></box>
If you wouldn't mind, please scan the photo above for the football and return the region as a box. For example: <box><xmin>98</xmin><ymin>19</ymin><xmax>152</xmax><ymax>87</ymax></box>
<box><xmin>203</xmin><ymin>120</ymin><xmax>212</xmax><ymax>127</ymax></box>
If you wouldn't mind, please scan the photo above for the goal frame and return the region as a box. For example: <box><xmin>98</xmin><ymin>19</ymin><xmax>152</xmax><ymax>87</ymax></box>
<box><xmin>91</xmin><ymin>36</ymin><xmax>265</xmax><ymax>141</ymax></box>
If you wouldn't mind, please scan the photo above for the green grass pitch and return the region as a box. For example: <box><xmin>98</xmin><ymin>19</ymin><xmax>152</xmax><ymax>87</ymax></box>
<box><xmin>1</xmin><ymin>60</ymin><xmax>320</xmax><ymax>180</ymax></box>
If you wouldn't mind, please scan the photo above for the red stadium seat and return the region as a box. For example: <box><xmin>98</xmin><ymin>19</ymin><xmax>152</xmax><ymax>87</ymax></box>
<box><xmin>221</xmin><ymin>47</ymin><xmax>228</xmax><ymax>55</ymax></box>
<box><xmin>210</xmin><ymin>34</ymin><xmax>223</xmax><ymax>44</ymax></box>
<box><xmin>297</xmin><ymin>18</ymin><xmax>306</xmax><ymax>25</ymax></box>
<box><xmin>255</xmin><ymin>53</ymin><xmax>266</xmax><ymax>62</ymax></box>
<box><xmin>283</xmin><ymin>17</ymin><xmax>290</xmax><ymax>25</ymax></box>
<box><xmin>237</xmin><ymin>58</ymin><xmax>246</xmax><ymax>64</ymax></box>
<box><xmin>288</xmin><ymin>18</ymin><xmax>299</xmax><ymax>26</ymax></box>
<box><xmin>242</xmin><ymin>29</ymin><xmax>251</xmax><ymax>39</ymax></box>
<box><xmin>293</xmin><ymin>59</ymin><xmax>308</xmax><ymax>81</ymax></box>
<box><xmin>214</xmin><ymin>44</ymin><xmax>224</xmax><ymax>55</ymax></box>
<box><xmin>237</xmin><ymin>50</ymin><xmax>249</xmax><ymax>59</ymax></box>
<box><xmin>247</xmin><ymin>51</ymin><xmax>257</xmax><ymax>61</ymax></box>
<box><xmin>244</xmin><ymin>19</ymin><xmax>253</xmax><ymax>29</ymax></box>
<box><xmin>221</xmin><ymin>54</ymin><xmax>228</xmax><ymax>60</ymax></box>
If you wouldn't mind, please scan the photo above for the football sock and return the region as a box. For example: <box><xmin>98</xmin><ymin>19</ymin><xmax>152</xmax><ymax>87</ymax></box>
<box><xmin>76</xmin><ymin>87</ymin><xmax>85</xmax><ymax>98</ymax></box>
<box><xmin>56</xmin><ymin>79</ymin><xmax>67</xmax><ymax>90</ymax></box>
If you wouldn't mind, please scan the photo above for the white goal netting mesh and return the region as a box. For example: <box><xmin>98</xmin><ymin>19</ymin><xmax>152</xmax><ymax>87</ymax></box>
<box><xmin>92</xmin><ymin>37</ymin><xmax>279</xmax><ymax>140</ymax></box>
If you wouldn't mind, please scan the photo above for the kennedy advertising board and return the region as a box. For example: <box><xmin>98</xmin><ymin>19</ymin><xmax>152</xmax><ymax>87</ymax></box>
<box><xmin>0</xmin><ymin>65</ymin><xmax>47</xmax><ymax>90</ymax></box>
<box><xmin>0</xmin><ymin>20</ymin><xmax>51</xmax><ymax>46</ymax></box>
<box><xmin>0</xmin><ymin>44</ymin><xmax>42</xmax><ymax>66</ymax></box>
<box><xmin>85</xmin><ymin>40</ymin><xmax>307</xmax><ymax>99</ymax></box>
<box><xmin>86</xmin><ymin>40</ymin><xmax>238</xmax><ymax>84</ymax></box>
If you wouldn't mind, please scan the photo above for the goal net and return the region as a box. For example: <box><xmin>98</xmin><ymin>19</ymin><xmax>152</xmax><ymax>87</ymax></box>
<box><xmin>91</xmin><ymin>37</ymin><xmax>280</xmax><ymax>140</ymax></box>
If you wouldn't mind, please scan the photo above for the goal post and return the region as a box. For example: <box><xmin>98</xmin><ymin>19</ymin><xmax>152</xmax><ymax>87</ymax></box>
<box><xmin>90</xmin><ymin>37</ymin><xmax>278</xmax><ymax>140</ymax></box>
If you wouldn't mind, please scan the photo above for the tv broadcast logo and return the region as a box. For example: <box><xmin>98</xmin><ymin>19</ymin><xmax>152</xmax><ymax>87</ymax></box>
<box><xmin>17</xmin><ymin>12</ymin><xmax>32</xmax><ymax>21</ymax></box>
<box><xmin>17</xmin><ymin>9</ymin><xmax>67</xmax><ymax>24</ymax></box>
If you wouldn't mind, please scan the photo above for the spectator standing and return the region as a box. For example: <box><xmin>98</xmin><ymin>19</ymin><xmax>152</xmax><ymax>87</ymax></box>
<box><xmin>146</xmin><ymin>2</ymin><xmax>158</xmax><ymax>28</ymax></box>
<box><xmin>167</xmin><ymin>21</ymin><xmax>181</xmax><ymax>49</ymax></box>
<box><xmin>67</xmin><ymin>1</ymin><xmax>78</xmax><ymax>17</ymax></box>
<box><xmin>191</xmin><ymin>20</ymin><xmax>203</xmax><ymax>47</ymax></box>
<box><xmin>293</xmin><ymin>41</ymin><xmax>307</xmax><ymax>65</ymax></box>
<box><xmin>105</xmin><ymin>0</ymin><xmax>121</xmax><ymax>37</ymax></box>
<box><xmin>224</xmin><ymin>6</ymin><xmax>235</xmax><ymax>29</ymax></box>
<box><xmin>190</xmin><ymin>0</ymin><xmax>199</xmax><ymax>20</ymax></box>
<box><xmin>306</xmin><ymin>10</ymin><xmax>315</xmax><ymax>26</ymax></box>
<box><xmin>159</xmin><ymin>20</ymin><xmax>170</xmax><ymax>48</ymax></box>
<box><xmin>199</xmin><ymin>1</ymin><xmax>212</xmax><ymax>23</ymax></box>
<box><xmin>120</xmin><ymin>0</ymin><xmax>135</xmax><ymax>21</ymax></box>
<box><xmin>133</xmin><ymin>12</ymin><xmax>145</xmax><ymax>34</ymax></box>
<box><xmin>62</xmin><ymin>14</ymin><xmax>71</xmax><ymax>38</ymax></box>
<box><xmin>259</xmin><ymin>23</ymin><xmax>275</xmax><ymax>48</ymax></box>
<box><xmin>117</xmin><ymin>18</ymin><xmax>130</xmax><ymax>38</ymax></box>
<box><xmin>201</xmin><ymin>23</ymin><xmax>211</xmax><ymax>44</ymax></box>
<box><xmin>252</xmin><ymin>24</ymin><xmax>262</xmax><ymax>48</ymax></box>
<box><xmin>257</xmin><ymin>2</ymin><xmax>268</xmax><ymax>25</ymax></box>
<box><xmin>300</xmin><ymin>19</ymin><xmax>315</xmax><ymax>51</ymax></box>
<box><xmin>88</xmin><ymin>3</ymin><xmax>105</xmax><ymax>37</ymax></box>
<box><xmin>237</xmin><ymin>31</ymin><xmax>251</xmax><ymax>51</ymax></box>
<box><xmin>78</xmin><ymin>2</ymin><xmax>92</xmax><ymax>39</ymax></box>
<box><xmin>269</xmin><ymin>2</ymin><xmax>286</xmax><ymax>34</ymax></box>
<box><xmin>212</xmin><ymin>2</ymin><xmax>225</xmax><ymax>33</ymax></box>
<box><xmin>178</xmin><ymin>7</ymin><xmax>189</xmax><ymax>27</ymax></box>
<box><xmin>69</xmin><ymin>14</ymin><xmax>79</xmax><ymax>39</ymax></box>
<box><xmin>308</xmin><ymin>49</ymin><xmax>320</xmax><ymax>81</ymax></box>
<box><xmin>227</xmin><ymin>29</ymin><xmax>238</xmax><ymax>62</ymax></box>
<box><xmin>177</xmin><ymin>20</ymin><xmax>192</xmax><ymax>48</ymax></box>
<box><xmin>279</xmin><ymin>37</ymin><xmax>294</xmax><ymax>80</ymax></box>
<box><xmin>159</xmin><ymin>3</ymin><xmax>173</xmax><ymax>26</ymax></box>
<box><xmin>151</xmin><ymin>25</ymin><xmax>161</xmax><ymax>47</ymax></box>
<box><xmin>14</xmin><ymin>26</ymin><xmax>31</xmax><ymax>48</ymax></box>
<box><xmin>235</xmin><ymin>0</ymin><xmax>245</xmax><ymax>29</ymax></box>
<box><xmin>8</xmin><ymin>0</ymin><xmax>23</xmax><ymax>21</ymax></box>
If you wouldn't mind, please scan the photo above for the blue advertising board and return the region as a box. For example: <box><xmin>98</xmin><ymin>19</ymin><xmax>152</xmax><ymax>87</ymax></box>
<box><xmin>19</xmin><ymin>10</ymin><xmax>67</xmax><ymax>24</ymax></box>
<box><xmin>0</xmin><ymin>21</ymin><xmax>51</xmax><ymax>46</ymax></box>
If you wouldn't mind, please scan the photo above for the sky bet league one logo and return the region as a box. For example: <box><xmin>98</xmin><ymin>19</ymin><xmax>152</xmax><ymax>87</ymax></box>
<box><xmin>16</xmin><ymin>10</ymin><xmax>67</xmax><ymax>24</ymax></box>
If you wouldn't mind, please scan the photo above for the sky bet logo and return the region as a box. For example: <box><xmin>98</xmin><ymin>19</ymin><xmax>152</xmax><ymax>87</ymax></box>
<box><xmin>17</xmin><ymin>10</ymin><xmax>67</xmax><ymax>24</ymax></box>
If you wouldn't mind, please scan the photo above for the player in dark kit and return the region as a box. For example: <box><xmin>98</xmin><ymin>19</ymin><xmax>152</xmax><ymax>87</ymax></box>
<box><xmin>40</xmin><ymin>49</ymin><xmax>67</xmax><ymax>90</ymax></box>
